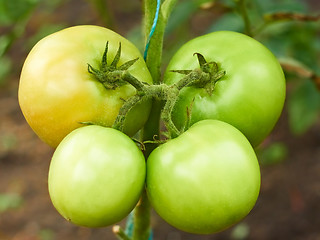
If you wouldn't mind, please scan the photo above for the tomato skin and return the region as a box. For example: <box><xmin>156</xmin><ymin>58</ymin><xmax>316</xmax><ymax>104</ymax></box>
<box><xmin>18</xmin><ymin>25</ymin><xmax>152</xmax><ymax>148</ymax></box>
<box><xmin>48</xmin><ymin>125</ymin><xmax>146</xmax><ymax>227</ymax></box>
<box><xmin>164</xmin><ymin>31</ymin><xmax>286</xmax><ymax>147</ymax></box>
<box><xmin>146</xmin><ymin>120</ymin><xmax>260</xmax><ymax>234</ymax></box>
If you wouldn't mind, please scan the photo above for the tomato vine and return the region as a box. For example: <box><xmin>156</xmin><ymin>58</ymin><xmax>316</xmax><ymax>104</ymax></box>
<box><xmin>116</xmin><ymin>1</ymin><xmax>178</xmax><ymax>239</ymax></box>
<box><xmin>17</xmin><ymin>0</ymin><xmax>289</xmax><ymax>239</ymax></box>
<box><xmin>88</xmin><ymin>42</ymin><xmax>226</xmax><ymax>140</ymax></box>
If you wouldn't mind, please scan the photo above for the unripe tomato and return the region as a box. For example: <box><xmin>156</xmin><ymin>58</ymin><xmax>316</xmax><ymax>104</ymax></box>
<box><xmin>146</xmin><ymin>120</ymin><xmax>260</xmax><ymax>234</ymax></box>
<box><xmin>48</xmin><ymin>125</ymin><xmax>146</xmax><ymax>227</ymax></box>
<box><xmin>19</xmin><ymin>25</ymin><xmax>152</xmax><ymax>148</ymax></box>
<box><xmin>164</xmin><ymin>31</ymin><xmax>286</xmax><ymax>147</ymax></box>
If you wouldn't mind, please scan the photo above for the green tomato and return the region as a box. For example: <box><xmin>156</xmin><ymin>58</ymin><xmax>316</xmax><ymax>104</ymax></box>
<box><xmin>48</xmin><ymin>125</ymin><xmax>145</xmax><ymax>227</ymax></box>
<box><xmin>164</xmin><ymin>31</ymin><xmax>286</xmax><ymax>147</ymax></box>
<box><xmin>146</xmin><ymin>120</ymin><xmax>260</xmax><ymax>234</ymax></box>
<box><xmin>19</xmin><ymin>25</ymin><xmax>152</xmax><ymax>148</ymax></box>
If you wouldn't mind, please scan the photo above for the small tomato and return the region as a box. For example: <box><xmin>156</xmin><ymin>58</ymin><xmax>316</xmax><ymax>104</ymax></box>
<box><xmin>48</xmin><ymin>125</ymin><xmax>146</xmax><ymax>227</ymax></box>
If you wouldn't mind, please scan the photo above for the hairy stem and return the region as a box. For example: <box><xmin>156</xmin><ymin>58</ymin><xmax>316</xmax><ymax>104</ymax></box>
<box><xmin>132</xmin><ymin>190</ymin><xmax>151</xmax><ymax>240</ymax></box>
<box><xmin>113</xmin><ymin>225</ymin><xmax>131</xmax><ymax>240</ymax></box>
<box><xmin>123</xmin><ymin>72</ymin><xmax>147</xmax><ymax>92</ymax></box>
<box><xmin>236</xmin><ymin>0</ymin><xmax>252</xmax><ymax>37</ymax></box>
<box><xmin>161</xmin><ymin>87</ymin><xmax>180</xmax><ymax>138</ymax></box>
<box><xmin>113</xmin><ymin>95</ymin><xmax>144</xmax><ymax>131</ymax></box>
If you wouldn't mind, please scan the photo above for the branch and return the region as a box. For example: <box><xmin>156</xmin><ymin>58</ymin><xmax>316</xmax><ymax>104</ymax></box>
<box><xmin>254</xmin><ymin>11</ymin><xmax>320</xmax><ymax>36</ymax></box>
<box><xmin>113</xmin><ymin>225</ymin><xmax>131</xmax><ymax>240</ymax></box>
<box><xmin>235</xmin><ymin>0</ymin><xmax>253</xmax><ymax>37</ymax></box>
<box><xmin>279</xmin><ymin>58</ymin><xmax>320</xmax><ymax>90</ymax></box>
<box><xmin>264</xmin><ymin>12</ymin><xmax>320</xmax><ymax>22</ymax></box>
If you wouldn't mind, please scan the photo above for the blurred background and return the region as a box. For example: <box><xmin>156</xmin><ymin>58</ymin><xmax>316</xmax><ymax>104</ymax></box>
<box><xmin>0</xmin><ymin>0</ymin><xmax>319</xmax><ymax>239</ymax></box>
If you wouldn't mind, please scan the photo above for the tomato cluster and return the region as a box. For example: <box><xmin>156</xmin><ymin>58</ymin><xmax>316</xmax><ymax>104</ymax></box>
<box><xmin>19</xmin><ymin>26</ymin><xmax>285</xmax><ymax>234</ymax></box>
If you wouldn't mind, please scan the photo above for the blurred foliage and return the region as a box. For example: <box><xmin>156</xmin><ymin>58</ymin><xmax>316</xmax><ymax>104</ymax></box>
<box><xmin>0</xmin><ymin>0</ymin><xmax>65</xmax><ymax>85</ymax></box>
<box><xmin>0</xmin><ymin>192</ymin><xmax>23</xmax><ymax>213</ymax></box>
<box><xmin>0</xmin><ymin>132</ymin><xmax>17</xmax><ymax>157</ymax></box>
<box><xmin>0</xmin><ymin>0</ymin><xmax>319</xmax><ymax>137</ymax></box>
<box><xmin>230</xmin><ymin>222</ymin><xmax>250</xmax><ymax>240</ymax></box>
<box><xmin>39</xmin><ymin>229</ymin><xmax>55</xmax><ymax>240</ymax></box>
<box><xmin>288</xmin><ymin>79</ymin><xmax>320</xmax><ymax>134</ymax></box>
<box><xmin>258</xmin><ymin>142</ymin><xmax>288</xmax><ymax>166</ymax></box>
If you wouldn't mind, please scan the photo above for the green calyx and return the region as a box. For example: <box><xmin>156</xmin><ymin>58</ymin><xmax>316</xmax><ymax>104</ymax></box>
<box><xmin>88</xmin><ymin>42</ymin><xmax>139</xmax><ymax>90</ymax></box>
<box><xmin>172</xmin><ymin>53</ymin><xmax>226</xmax><ymax>95</ymax></box>
<box><xmin>88</xmin><ymin>43</ymin><xmax>225</xmax><ymax>139</ymax></box>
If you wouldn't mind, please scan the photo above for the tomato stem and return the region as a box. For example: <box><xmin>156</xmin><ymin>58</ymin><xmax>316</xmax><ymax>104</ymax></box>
<box><xmin>120</xmin><ymin>1</ymin><xmax>178</xmax><ymax>240</ymax></box>
<box><xmin>113</xmin><ymin>94</ymin><xmax>145</xmax><ymax>132</ymax></box>
<box><xmin>160</xmin><ymin>86</ymin><xmax>181</xmax><ymax>138</ymax></box>
<box><xmin>132</xmin><ymin>190</ymin><xmax>152</xmax><ymax>240</ymax></box>
<box><xmin>88</xmin><ymin>41</ymin><xmax>226</xmax><ymax>138</ymax></box>
<box><xmin>235</xmin><ymin>0</ymin><xmax>253</xmax><ymax>37</ymax></box>
<box><xmin>113</xmin><ymin>225</ymin><xmax>131</xmax><ymax>240</ymax></box>
<box><xmin>109</xmin><ymin>53</ymin><xmax>225</xmax><ymax>138</ymax></box>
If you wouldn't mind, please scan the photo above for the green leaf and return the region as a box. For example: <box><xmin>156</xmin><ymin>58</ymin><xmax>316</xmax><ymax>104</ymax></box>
<box><xmin>258</xmin><ymin>22</ymin><xmax>320</xmax><ymax>71</ymax></box>
<box><xmin>165</xmin><ymin>0</ymin><xmax>213</xmax><ymax>34</ymax></box>
<box><xmin>254</xmin><ymin>0</ymin><xmax>307</xmax><ymax>13</ymax></box>
<box><xmin>0</xmin><ymin>0</ymin><xmax>40</xmax><ymax>24</ymax></box>
<box><xmin>206</xmin><ymin>12</ymin><xmax>244</xmax><ymax>33</ymax></box>
<box><xmin>0</xmin><ymin>56</ymin><xmax>12</xmax><ymax>85</ymax></box>
<box><xmin>220</xmin><ymin>0</ymin><xmax>236</xmax><ymax>8</ymax></box>
<box><xmin>0</xmin><ymin>35</ymin><xmax>11</xmax><ymax>56</ymax></box>
<box><xmin>288</xmin><ymin>80</ymin><xmax>320</xmax><ymax>135</ymax></box>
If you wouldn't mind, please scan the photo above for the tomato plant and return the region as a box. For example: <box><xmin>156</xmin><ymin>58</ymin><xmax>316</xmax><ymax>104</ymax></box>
<box><xmin>48</xmin><ymin>125</ymin><xmax>146</xmax><ymax>227</ymax></box>
<box><xmin>18</xmin><ymin>25</ymin><xmax>153</xmax><ymax>148</ymax></box>
<box><xmin>164</xmin><ymin>31</ymin><xmax>286</xmax><ymax>147</ymax></box>
<box><xmin>16</xmin><ymin>1</ymin><xmax>293</xmax><ymax>239</ymax></box>
<box><xmin>146</xmin><ymin>119</ymin><xmax>261</xmax><ymax>234</ymax></box>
